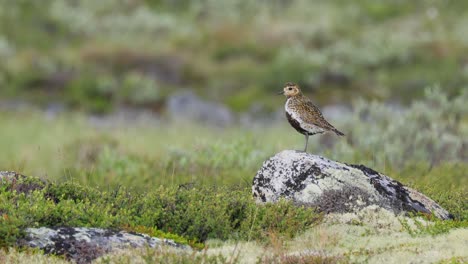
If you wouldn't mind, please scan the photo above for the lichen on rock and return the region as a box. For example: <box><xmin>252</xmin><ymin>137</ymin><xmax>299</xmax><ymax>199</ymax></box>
<box><xmin>252</xmin><ymin>150</ymin><xmax>452</xmax><ymax>220</ymax></box>
<box><xmin>0</xmin><ymin>171</ymin><xmax>47</xmax><ymax>194</ymax></box>
<box><xmin>18</xmin><ymin>227</ymin><xmax>191</xmax><ymax>264</ymax></box>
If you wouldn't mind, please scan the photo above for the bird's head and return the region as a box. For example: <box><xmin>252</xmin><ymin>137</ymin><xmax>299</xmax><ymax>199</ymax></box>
<box><xmin>278</xmin><ymin>82</ymin><xmax>301</xmax><ymax>98</ymax></box>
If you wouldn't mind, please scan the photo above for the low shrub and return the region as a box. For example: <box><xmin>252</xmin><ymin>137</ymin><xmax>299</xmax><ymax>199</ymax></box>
<box><xmin>0</xmin><ymin>177</ymin><xmax>320</xmax><ymax>249</ymax></box>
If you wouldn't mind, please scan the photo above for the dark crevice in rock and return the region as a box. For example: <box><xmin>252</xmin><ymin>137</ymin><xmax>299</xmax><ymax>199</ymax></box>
<box><xmin>348</xmin><ymin>164</ymin><xmax>380</xmax><ymax>177</ymax></box>
<box><xmin>350</xmin><ymin>164</ymin><xmax>437</xmax><ymax>216</ymax></box>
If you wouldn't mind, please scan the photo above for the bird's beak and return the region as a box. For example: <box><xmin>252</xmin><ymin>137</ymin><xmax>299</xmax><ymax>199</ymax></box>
<box><xmin>277</xmin><ymin>91</ymin><xmax>284</xmax><ymax>95</ymax></box>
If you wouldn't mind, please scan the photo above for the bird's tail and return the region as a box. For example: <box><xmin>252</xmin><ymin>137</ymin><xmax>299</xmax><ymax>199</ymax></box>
<box><xmin>333</xmin><ymin>128</ymin><xmax>345</xmax><ymax>136</ymax></box>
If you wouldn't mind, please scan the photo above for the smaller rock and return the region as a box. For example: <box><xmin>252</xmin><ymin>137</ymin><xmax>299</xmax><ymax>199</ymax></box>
<box><xmin>0</xmin><ymin>171</ymin><xmax>21</xmax><ymax>181</ymax></box>
<box><xmin>19</xmin><ymin>227</ymin><xmax>191</xmax><ymax>264</ymax></box>
<box><xmin>0</xmin><ymin>171</ymin><xmax>46</xmax><ymax>194</ymax></box>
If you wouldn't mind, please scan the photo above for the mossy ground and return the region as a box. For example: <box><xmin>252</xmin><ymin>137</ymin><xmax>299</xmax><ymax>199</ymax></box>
<box><xmin>0</xmin><ymin>104</ymin><xmax>466</xmax><ymax>262</ymax></box>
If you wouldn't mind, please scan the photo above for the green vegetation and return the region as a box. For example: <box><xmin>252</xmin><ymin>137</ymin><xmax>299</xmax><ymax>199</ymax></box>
<box><xmin>0</xmin><ymin>1</ymin><xmax>467</xmax><ymax>262</ymax></box>
<box><xmin>0</xmin><ymin>176</ymin><xmax>319</xmax><ymax>249</ymax></box>
<box><xmin>400</xmin><ymin>215</ymin><xmax>468</xmax><ymax>237</ymax></box>
<box><xmin>2</xmin><ymin>1</ymin><xmax>468</xmax><ymax>112</ymax></box>
<box><xmin>1</xmin><ymin>87</ymin><xmax>466</xmax><ymax>189</ymax></box>
<box><xmin>0</xmin><ymin>100</ymin><xmax>466</xmax><ymax>261</ymax></box>
<box><xmin>0</xmin><ymin>89</ymin><xmax>466</xmax><ymax>258</ymax></box>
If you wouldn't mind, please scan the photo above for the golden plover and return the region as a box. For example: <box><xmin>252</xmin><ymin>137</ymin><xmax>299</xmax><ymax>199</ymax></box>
<box><xmin>279</xmin><ymin>82</ymin><xmax>344</xmax><ymax>152</ymax></box>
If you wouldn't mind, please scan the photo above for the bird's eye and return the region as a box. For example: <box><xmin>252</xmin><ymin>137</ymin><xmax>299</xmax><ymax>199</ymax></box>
<box><xmin>288</xmin><ymin>88</ymin><xmax>293</xmax><ymax>90</ymax></box>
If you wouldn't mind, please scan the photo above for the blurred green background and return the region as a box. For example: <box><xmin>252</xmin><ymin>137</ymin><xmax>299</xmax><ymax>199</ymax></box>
<box><xmin>1</xmin><ymin>0</ymin><xmax>468</xmax><ymax>113</ymax></box>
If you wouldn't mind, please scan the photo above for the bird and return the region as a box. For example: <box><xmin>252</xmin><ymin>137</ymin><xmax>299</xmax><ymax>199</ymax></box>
<box><xmin>279</xmin><ymin>82</ymin><xmax>344</xmax><ymax>152</ymax></box>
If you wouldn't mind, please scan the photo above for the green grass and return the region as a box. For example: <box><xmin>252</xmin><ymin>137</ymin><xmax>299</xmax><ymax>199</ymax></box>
<box><xmin>0</xmin><ymin>102</ymin><xmax>466</xmax><ymax>262</ymax></box>
<box><xmin>0</xmin><ymin>108</ymin><xmax>466</xmax><ymax>212</ymax></box>
<box><xmin>0</xmin><ymin>176</ymin><xmax>320</xmax><ymax>248</ymax></box>
<box><xmin>0</xmin><ymin>89</ymin><xmax>466</xmax><ymax>263</ymax></box>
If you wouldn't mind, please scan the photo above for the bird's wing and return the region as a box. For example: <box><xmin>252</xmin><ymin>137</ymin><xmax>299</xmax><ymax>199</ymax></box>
<box><xmin>299</xmin><ymin>100</ymin><xmax>335</xmax><ymax>130</ymax></box>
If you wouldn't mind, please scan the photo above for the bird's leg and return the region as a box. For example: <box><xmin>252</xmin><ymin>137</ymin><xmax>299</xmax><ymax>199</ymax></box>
<box><xmin>304</xmin><ymin>134</ymin><xmax>309</xmax><ymax>152</ymax></box>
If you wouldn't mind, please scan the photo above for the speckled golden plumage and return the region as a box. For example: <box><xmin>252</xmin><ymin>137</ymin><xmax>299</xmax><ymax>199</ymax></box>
<box><xmin>279</xmin><ymin>82</ymin><xmax>344</xmax><ymax>152</ymax></box>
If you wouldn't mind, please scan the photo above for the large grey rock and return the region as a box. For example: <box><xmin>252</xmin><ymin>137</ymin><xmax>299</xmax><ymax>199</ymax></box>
<box><xmin>167</xmin><ymin>91</ymin><xmax>234</xmax><ymax>126</ymax></box>
<box><xmin>252</xmin><ymin>150</ymin><xmax>452</xmax><ymax>220</ymax></box>
<box><xmin>18</xmin><ymin>227</ymin><xmax>190</xmax><ymax>264</ymax></box>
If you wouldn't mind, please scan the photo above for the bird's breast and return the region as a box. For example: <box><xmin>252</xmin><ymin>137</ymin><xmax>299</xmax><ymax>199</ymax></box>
<box><xmin>285</xmin><ymin>99</ymin><xmax>298</xmax><ymax>119</ymax></box>
<box><xmin>284</xmin><ymin>98</ymin><xmax>290</xmax><ymax>111</ymax></box>
<box><xmin>285</xmin><ymin>99</ymin><xmax>302</xmax><ymax>125</ymax></box>
<box><xmin>285</xmin><ymin>98</ymin><xmax>294</xmax><ymax>113</ymax></box>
